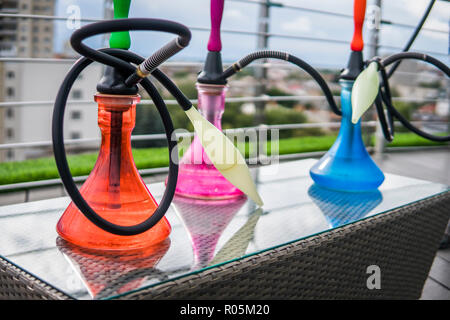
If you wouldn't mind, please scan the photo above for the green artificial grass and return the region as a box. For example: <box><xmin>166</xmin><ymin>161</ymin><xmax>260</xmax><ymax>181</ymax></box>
<box><xmin>0</xmin><ymin>132</ymin><xmax>446</xmax><ymax>186</ymax></box>
<box><xmin>0</xmin><ymin>147</ymin><xmax>169</xmax><ymax>186</ymax></box>
<box><xmin>382</xmin><ymin>132</ymin><xmax>447</xmax><ymax>148</ymax></box>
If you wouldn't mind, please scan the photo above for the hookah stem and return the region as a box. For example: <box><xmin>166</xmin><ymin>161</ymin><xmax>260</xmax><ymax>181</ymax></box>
<box><xmin>107</xmin><ymin>0</ymin><xmax>130</xmax><ymax>207</ymax></box>
<box><xmin>197</xmin><ymin>0</ymin><xmax>227</xmax><ymax>85</ymax></box>
<box><xmin>222</xmin><ymin>50</ymin><xmax>341</xmax><ymax>116</ymax></box>
<box><xmin>350</xmin><ymin>0</ymin><xmax>365</xmax><ymax>52</ymax></box>
<box><xmin>109</xmin><ymin>110</ymin><xmax>122</xmax><ymax>207</ymax></box>
<box><xmin>109</xmin><ymin>0</ymin><xmax>132</xmax><ymax>49</ymax></box>
<box><xmin>208</xmin><ymin>0</ymin><xmax>224</xmax><ymax>52</ymax></box>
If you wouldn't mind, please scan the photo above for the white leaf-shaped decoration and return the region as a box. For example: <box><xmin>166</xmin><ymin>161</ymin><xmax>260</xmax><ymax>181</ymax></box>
<box><xmin>351</xmin><ymin>62</ymin><xmax>380</xmax><ymax>124</ymax></box>
<box><xmin>185</xmin><ymin>106</ymin><xmax>264</xmax><ymax>207</ymax></box>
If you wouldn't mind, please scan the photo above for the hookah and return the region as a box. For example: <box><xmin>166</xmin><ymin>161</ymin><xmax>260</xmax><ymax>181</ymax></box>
<box><xmin>309</xmin><ymin>0</ymin><xmax>385</xmax><ymax>192</ymax></box>
<box><xmin>175</xmin><ymin>0</ymin><xmax>244</xmax><ymax>199</ymax></box>
<box><xmin>52</xmin><ymin>0</ymin><xmax>263</xmax><ymax>251</ymax></box>
<box><xmin>310</xmin><ymin>0</ymin><xmax>449</xmax><ymax>192</ymax></box>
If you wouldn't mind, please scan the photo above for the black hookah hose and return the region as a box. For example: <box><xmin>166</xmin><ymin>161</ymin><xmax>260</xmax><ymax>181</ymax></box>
<box><xmin>386</xmin><ymin>0</ymin><xmax>436</xmax><ymax>78</ymax></box>
<box><xmin>221</xmin><ymin>50</ymin><xmax>342</xmax><ymax>116</ymax></box>
<box><xmin>53</xmin><ymin>19</ymin><xmax>194</xmax><ymax>236</ymax></box>
<box><xmin>220</xmin><ymin>49</ymin><xmax>449</xmax><ymax>143</ymax></box>
<box><xmin>218</xmin><ymin>0</ymin><xmax>444</xmax><ymax>142</ymax></box>
<box><xmin>374</xmin><ymin>52</ymin><xmax>450</xmax><ymax>142</ymax></box>
<box><xmin>369</xmin><ymin>0</ymin><xmax>450</xmax><ymax>142</ymax></box>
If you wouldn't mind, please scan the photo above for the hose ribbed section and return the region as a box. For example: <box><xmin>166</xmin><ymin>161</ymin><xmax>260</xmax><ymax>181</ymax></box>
<box><xmin>139</xmin><ymin>38</ymin><xmax>185</xmax><ymax>75</ymax></box>
<box><xmin>222</xmin><ymin>50</ymin><xmax>341</xmax><ymax>116</ymax></box>
<box><xmin>239</xmin><ymin>50</ymin><xmax>288</xmax><ymax>69</ymax></box>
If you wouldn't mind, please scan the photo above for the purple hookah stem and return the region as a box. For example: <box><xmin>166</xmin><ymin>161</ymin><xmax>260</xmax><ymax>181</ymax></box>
<box><xmin>207</xmin><ymin>0</ymin><xmax>225</xmax><ymax>52</ymax></box>
<box><xmin>197</xmin><ymin>84</ymin><xmax>225</xmax><ymax>129</ymax></box>
<box><xmin>175</xmin><ymin>89</ymin><xmax>243</xmax><ymax>199</ymax></box>
<box><xmin>108</xmin><ymin>111</ymin><xmax>122</xmax><ymax>209</ymax></box>
<box><xmin>187</xmin><ymin>84</ymin><xmax>227</xmax><ymax>168</ymax></box>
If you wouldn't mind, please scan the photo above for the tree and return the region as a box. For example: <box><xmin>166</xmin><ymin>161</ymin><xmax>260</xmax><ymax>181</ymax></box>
<box><xmin>266</xmin><ymin>87</ymin><xmax>296</xmax><ymax>109</ymax></box>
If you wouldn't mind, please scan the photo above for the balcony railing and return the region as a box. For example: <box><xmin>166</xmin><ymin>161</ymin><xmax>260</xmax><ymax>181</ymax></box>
<box><xmin>0</xmin><ymin>0</ymin><xmax>448</xmax><ymax>194</ymax></box>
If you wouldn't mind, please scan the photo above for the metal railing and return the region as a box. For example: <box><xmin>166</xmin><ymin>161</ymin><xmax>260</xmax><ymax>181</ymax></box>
<box><xmin>0</xmin><ymin>120</ymin><xmax>448</xmax><ymax>195</ymax></box>
<box><xmin>0</xmin><ymin>5</ymin><xmax>448</xmax><ymax>58</ymax></box>
<box><xmin>0</xmin><ymin>117</ymin><xmax>447</xmax><ymax>151</ymax></box>
<box><xmin>0</xmin><ymin>94</ymin><xmax>447</xmax><ymax>109</ymax></box>
<box><xmin>228</xmin><ymin>0</ymin><xmax>448</xmax><ymax>34</ymax></box>
<box><xmin>0</xmin><ymin>0</ymin><xmax>448</xmax><ymax>195</ymax></box>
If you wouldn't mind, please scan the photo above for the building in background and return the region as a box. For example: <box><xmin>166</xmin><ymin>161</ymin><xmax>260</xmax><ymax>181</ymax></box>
<box><xmin>0</xmin><ymin>0</ymin><xmax>54</xmax><ymax>58</ymax></box>
<box><xmin>0</xmin><ymin>0</ymin><xmax>102</xmax><ymax>162</ymax></box>
<box><xmin>2</xmin><ymin>61</ymin><xmax>102</xmax><ymax>161</ymax></box>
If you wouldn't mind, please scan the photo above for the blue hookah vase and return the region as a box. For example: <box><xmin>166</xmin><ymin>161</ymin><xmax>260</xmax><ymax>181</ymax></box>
<box><xmin>309</xmin><ymin>79</ymin><xmax>384</xmax><ymax>192</ymax></box>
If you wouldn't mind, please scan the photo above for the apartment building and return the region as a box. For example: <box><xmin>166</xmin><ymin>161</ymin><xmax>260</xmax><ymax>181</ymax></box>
<box><xmin>0</xmin><ymin>0</ymin><xmax>55</xmax><ymax>58</ymax></box>
<box><xmin>3</xmin><ymin>61</ymin><xmax>102</xmax><ymax>161</ymax></box>
<box><xmin>1</xmin><ymin>0</ymin><xmax>102</xmax><ymax>162</ymax></box>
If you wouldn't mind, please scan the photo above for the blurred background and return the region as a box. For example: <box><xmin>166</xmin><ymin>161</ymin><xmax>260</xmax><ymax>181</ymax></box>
<box><xmin>0</xmin><ymin>0</ymin><xmax>448</xmax><ymax>195</ymax></box>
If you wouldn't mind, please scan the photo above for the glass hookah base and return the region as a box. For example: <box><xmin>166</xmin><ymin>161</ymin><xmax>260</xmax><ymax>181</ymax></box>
<box><xmin>174</xmin><ymin>166</ymin><xmax>244</xmax><ymax>200</ymax></box>
<box><xmin>309</xmin><ymin>153</ymin><xmax>385</xmax><ymax>192</ymax></box>
<box><xmin>175</xmin><ymin>189</ymin><xmax>245</xmax><ymax>201</ymax></box>
<box><xmin>56</xmin><ymin>203</ymin><xmax>171</xmax><ymax>252</ymax></box>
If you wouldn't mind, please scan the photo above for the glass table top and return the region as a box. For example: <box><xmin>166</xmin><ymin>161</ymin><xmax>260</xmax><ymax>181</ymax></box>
<box><xmin>0</xmin><ymin>159</ymin><xmax>448</xmax><ymax>299</ymax></box>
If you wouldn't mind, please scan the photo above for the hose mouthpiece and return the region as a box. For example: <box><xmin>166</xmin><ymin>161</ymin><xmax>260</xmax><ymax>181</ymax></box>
<box><xmin>126</xmin><ymin>37</ymin><xmax>189</xmax><ymax>86</ymax></box>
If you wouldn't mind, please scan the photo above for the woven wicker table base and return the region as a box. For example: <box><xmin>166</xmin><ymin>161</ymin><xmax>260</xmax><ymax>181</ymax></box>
<box><xmin>0</xmin><ymin>159</ymin><xmax>448</xmax><ymax>300</ymax></box>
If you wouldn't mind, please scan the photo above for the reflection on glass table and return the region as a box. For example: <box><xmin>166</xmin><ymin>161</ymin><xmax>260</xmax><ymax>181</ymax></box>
<box><xmin>172</xmin><ymin>195</ymin><xmax>247</xmax><ymax>269</ymax></box>
<box><xmin>308</xmin><ymin>184</ymin><xmax>383</xmax><ymax>227</ymax></box>
<box><xmin>0</xmin><ymin>159</ymin><xmax>447</xmax><ymax>299</ymax></box>
<box><xmin>56</xmin><ymin>237</ymin><xmax>171</xmax><ymax>299</ymax></box>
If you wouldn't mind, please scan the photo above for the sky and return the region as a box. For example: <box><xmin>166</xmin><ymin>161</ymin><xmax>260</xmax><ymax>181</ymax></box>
<box><xmin>54</xmin><ymin>0</ymin><xmax>449</xmax><ymax>69</ymax></box>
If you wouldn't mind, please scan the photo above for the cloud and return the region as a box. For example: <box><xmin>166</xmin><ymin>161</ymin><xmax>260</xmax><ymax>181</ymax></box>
<box><xmin>422</xmin><ymin>18</ymin><xmax>448</xmax><ymax>40</ymax></box>
<box><xmin>400</xmin><ymin>0</ymin><xmax>449</xmax><ymax>20</ymax></box>
<box><xmin>225</xmin><ymin>9</ymin><xmax>245</xmax><ymax>21</ymax></box>
<box><xmin>53</xmin><ymin>0</ymin><xmax>447</xmax><ymax>64</ymax></box>
<box><xmin>281</xmin><ymin>16</ymin><xmax>312</xmax><ymax>33</ymax></box>
<box><xmin>396</xmin><ymin>0</ymin><xmax>448</xmax><ymax>40</ymax></box>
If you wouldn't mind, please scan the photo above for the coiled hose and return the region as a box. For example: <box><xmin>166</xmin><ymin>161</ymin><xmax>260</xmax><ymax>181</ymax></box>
<box><xmin>375</xmin><ymin>52</ymin><xmax>450</xmax><ymax>142</ymax></box>
<box><xmin>369</xmin><ymin>0</ymin><xmax>449</xmax><ymax>142</ymax></box>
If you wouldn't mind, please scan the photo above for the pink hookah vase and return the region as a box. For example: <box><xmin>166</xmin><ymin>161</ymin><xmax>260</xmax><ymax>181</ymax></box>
<box><xmin>175</xmin><ymin>83</ymin><xmax>244</xmax><ymax>199</ymax></box>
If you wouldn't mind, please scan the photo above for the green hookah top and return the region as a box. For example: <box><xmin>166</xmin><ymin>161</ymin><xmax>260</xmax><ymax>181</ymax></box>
<box><xmin>109</xmin><ymin>0</ymin><xmax>132</xmax><ymax>49</ymax></box>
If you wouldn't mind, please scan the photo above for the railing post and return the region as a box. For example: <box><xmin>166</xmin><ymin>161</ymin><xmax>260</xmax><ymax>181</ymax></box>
<box><xmin>103</xmin><ymin>0</ymin><xmax>113</xmax><ymax>46</ymax></box>
<box><xmin>254</xmin><ymin>0</ymin><xmax>271</xmax><ymax>125</ymax></box>
<box><xmin>367</xmin><ymin>0</ymin><xmax>386</xmax><ymax>155</ymax></box>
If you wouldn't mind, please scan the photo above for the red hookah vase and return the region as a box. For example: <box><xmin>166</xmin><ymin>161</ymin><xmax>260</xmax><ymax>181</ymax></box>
<box><xmin>57</xmin><ymin>94</ymin><xmax>171</xmax><ymax>251</ymax></box>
